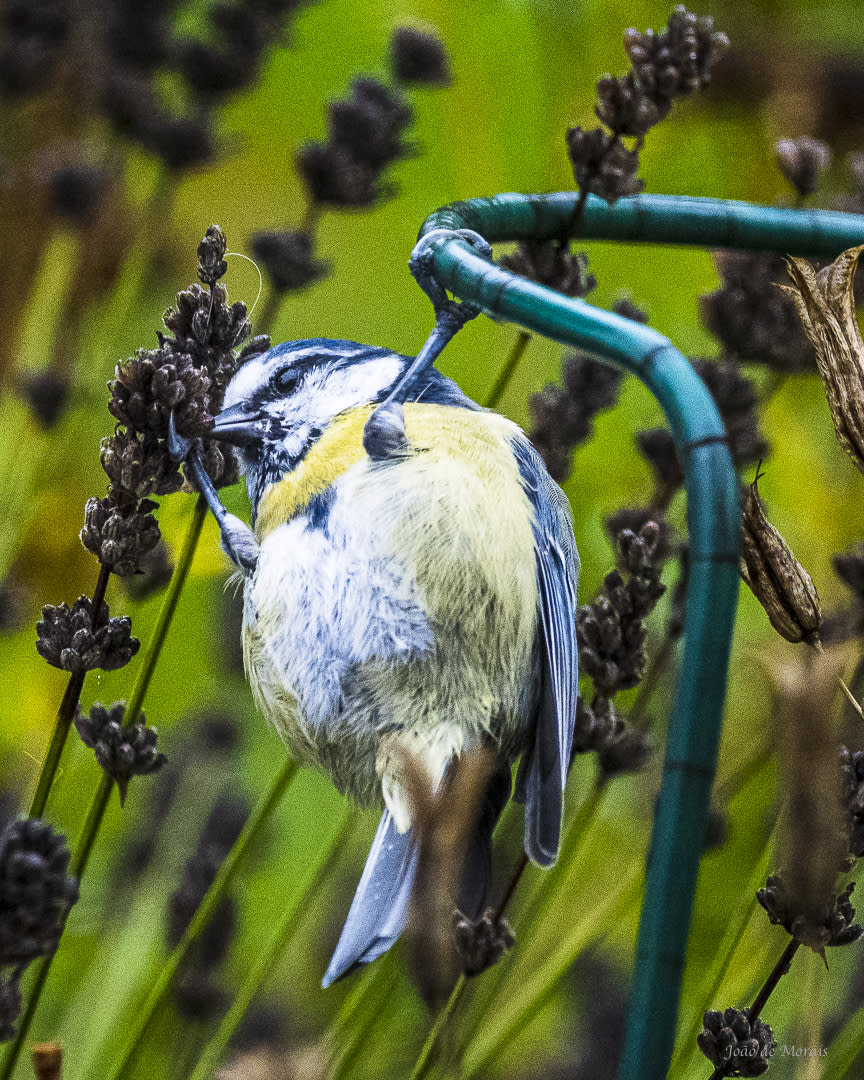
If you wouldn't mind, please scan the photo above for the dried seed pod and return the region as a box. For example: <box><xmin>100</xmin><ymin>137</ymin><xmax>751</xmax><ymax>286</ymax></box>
<box><xmin>452</xmin><ymin>908</ymin><xmax>514</xmax><ymax>975</ymax></box>
<box><xmin>740</xmin><ymin>475</ymin><xmax>822</xmax><ymax>646</ymax></box>
<box><xmin>783</xmin><ymin>245</ymin><xmax>864</xmax><ymax>477</ymax></box>
<box><xmin>74</xmin><ymin>702</ymin><xmax>167</xmax><ymax>804</ymax></box>
<box><xmin>775</xmin><ymin>136</ymin><xmax>832</xmax><ymax>198</ymax></box>
<box><xmin>698</xmin><ymin>1008</ymin><xmax>775</xmax><ymax>1077</ymax></box>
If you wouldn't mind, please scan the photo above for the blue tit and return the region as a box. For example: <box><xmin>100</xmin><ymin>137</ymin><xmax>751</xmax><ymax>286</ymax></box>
<box><xmin>207</xmin><ymin>337</ymin><xmax>579</xmax><ymax>987</ymax></box>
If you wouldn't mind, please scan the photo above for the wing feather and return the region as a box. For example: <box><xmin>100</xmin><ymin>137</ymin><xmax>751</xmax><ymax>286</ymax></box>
<box><xmin>511</xmin><ymin>436</ymin><xmax>580</xmax><ymax>866</ymax></box>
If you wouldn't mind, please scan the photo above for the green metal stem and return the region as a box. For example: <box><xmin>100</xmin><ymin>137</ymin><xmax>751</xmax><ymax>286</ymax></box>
<box><xmin>424</xmin><ymin>191</ymin><xmax>864</xmax><ymax>256</ymax></box>
<box><xmin>413</xmin><ymin>192</ymin><xmax>864</xmax><ymax>1080</ymax></box>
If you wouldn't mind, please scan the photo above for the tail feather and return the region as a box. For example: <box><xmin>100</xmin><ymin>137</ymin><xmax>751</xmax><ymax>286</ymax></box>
<box><xmin>322</xmin><ymin>809</ymin><xmax>418</xmax><ymax>988</ymax></box>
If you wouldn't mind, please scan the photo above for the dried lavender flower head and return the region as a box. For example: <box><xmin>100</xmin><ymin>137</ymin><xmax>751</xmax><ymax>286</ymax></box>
<box><xmin>700</xmin><ymin>250</ymin><xmax>816</xmax><ymax>373</ymax></box>
<box><xmin>36</xmin><ymin>597</ymin><xmax>139</xmax><ymax>673</ymax></box>
<box><xmin>198</xmin><ymin>224</ymin><xmax>228</xmax><ymax>286</ymax></box>
<box><xmin>0</xmin><ymin>819</ymin><xmax>79</xmax><ymax>968</ymax></box>
<box><xmin>74</xmin><ymin>702</ymin><xmax>167</xmax><ymax>804</ymax></box>
<box><xmin>698</xmin><ymin>1008</ymin><xmax>775</xmax><ymax>1077</ymax></box>
<box><xmin>391</xmin><ymin>26</ymin><xmax>451</xmax><ymax>86</ymax></box>
<box><xmin>250</xmin><ymin>231</ymin><xmax>330</xmax><ymax>294</ymax></box>
<box><xmin>775</xmin><ymin>136</ymin><xmax>832</xmax><ymax>199</ymax></box>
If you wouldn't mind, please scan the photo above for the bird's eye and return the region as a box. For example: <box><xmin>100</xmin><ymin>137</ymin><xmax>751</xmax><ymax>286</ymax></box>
<box><xmin>274</xmin><ymin>369</ymin><xmax>301</xmax><ymax>396</ymax></box>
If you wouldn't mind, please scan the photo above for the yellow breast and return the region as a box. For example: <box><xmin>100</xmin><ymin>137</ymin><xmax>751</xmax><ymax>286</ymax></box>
<box><xmin>253</xmin><ymin>403</ymin><xmax>532</xmax><ymax>541</ymax></box>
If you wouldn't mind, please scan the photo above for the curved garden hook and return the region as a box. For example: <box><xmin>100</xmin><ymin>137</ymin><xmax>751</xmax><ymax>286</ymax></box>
<box><xmin>412</xmin><ymin>192</ymin><xmax>864</xmax><ymax>1080</ymax></box>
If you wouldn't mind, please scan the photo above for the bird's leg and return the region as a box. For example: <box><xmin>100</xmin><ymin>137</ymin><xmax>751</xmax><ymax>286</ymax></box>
<box><xmin>362</xmin><ymin>228</ymin><xmax>492</xmax><ymax>463</ymax></box>
<box><xmin>168</xmin><ymin>412</ymin><xmax>260</xmax><ymax>574</ymax></box>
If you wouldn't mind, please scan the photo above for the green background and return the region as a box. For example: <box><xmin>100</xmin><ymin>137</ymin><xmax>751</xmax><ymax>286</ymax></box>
<box><xmin>2</xmin><ymin>0</ymin><xmax>864</xmax><ymax>1076</ymax></box>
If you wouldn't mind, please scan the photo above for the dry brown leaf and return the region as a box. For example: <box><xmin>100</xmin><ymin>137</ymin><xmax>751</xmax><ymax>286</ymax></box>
<box><xmin>783</xmin><ymin>245</ymin><xmax>864</xmax><ymax>476</ymax></box>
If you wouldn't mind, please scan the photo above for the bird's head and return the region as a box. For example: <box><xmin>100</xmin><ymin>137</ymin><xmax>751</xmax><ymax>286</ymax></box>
<box><xmin>212</xmin><ymin>338</ymin><xmax>410</xmax><ymax>500</ymax></box>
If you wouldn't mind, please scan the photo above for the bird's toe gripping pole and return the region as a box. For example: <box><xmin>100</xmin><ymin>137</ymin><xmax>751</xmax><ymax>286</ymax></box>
<box><xmin>362</xmin><ymin>228</ymin><xmax>491</xmax><ymax>460</ymax></box>
<box><xmin>406</xmin><ymin>192</ymin><xmax>864</xmax><ymax>1079</ymax></box>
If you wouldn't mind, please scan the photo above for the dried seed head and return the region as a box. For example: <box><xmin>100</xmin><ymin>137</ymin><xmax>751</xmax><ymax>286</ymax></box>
<box><xmin>99</xmin><ymin>429</ymin><xmax>183</xmax><ymax>501</ymax></box>
<box><xmin>109</xmin><ymin>347</ymin><xmax>213</xmax><ymax>441</ymax></box>
<box><xmin>775</xmin><ymin>136</ymin><xmax>832</xmax><ymax>198</ymax></box>
<box><xmin>636</xmin><ymin>427</ymin><xmax>684</xmax><ymax>494</ymax></box>
<box><xmin>612</xmin><ymin>296</ymin><xmax>648</xmax><ymax>323</ymax></box>
<box><xmin>0</xmin><ymin>819</ymin><xmax>79</xmax><ymax>967</ymax></box>
<box><xmin>297</xmin><ymin>142</ymin><xmax>381</xmax><ymax>208</ymax></box>
<box><xmin>596</xmin><ymin>72</ymin><xmax>669</xmax><ymax>136</ymax></box>
<box><xmin>74</xmin><ymin>702</ymin><xmax>167</xmax><ymax>804</ymax></box>
<box><xmin>757</xmin><ymin>876</ymin><xmax>863</xmax><ymax>958</ymax></box>
<box><xmin>701</xmin><ymin>250</ymin><xmax>817</xmax><ymax>373</ymax></box>
<box><xmin>570</xmin><ymin>696</ymin><xmax>651</xmax><ymax>776</ymax></box>
<box><xmin>499</xmin><ymin>244</ymin><xmax>596</xmax><ymax>298</ymax></box>
<box><xmin>783</xmin><ymin>245</ymin><xmax>864</xmax><ymax>478</ymax></box>
<box><xmin>36</xmin><ymin>597</ymin><xmax>140</xmax><ymax>673</ymax></box>
<box><xmin>19</xmin><ymin>370</ymin><xmax>71</xmax><ymax>428</ymax></box>
<box><xmin>328</xmin><ymin>78</ymin><xmax>413</xmax><ymax>171</ymax></box>
<box><xmin>390</xmin><ymin>26</ymin><xmax>451</xmax><ymax>86</ymax></box>
<box><xmin>198</xmin><ymin>224</ymin><xmax>228</xmax><ymax>287</ymax></box>
<box><xmin>529</xmin><ymin>351</ymin><xmax>623</xmax><ymax>483</ymax></box>
<box><xmin>740</xmin><ymin>474</ymin><xmax>822</xmax><ymax>646</ymax></box>
<box><xmin>250</xmin><ymin>231</ymin><xmax>330</xmax><ymax>294</ymax></box>
<box><xmin>452</xmin><ymin>908</ymin><xmax>514</xmax><ymax>975</ymax></box>
<box><xmin>625</xmin><ymin>7</ymin><xmax>729</xmax><ymax>102</ymax></box>
<box><xmin>80</xmin><ymin>496</ymin><xmax>162</xmax><ymax>576</ymax></box>
<box><xmin>698</xmin><ymin>1008</ymin><xmax>775</xmax><ymax>1077</ymax></box>
<box><xmin>565</xmin><ymin>126</ymin><xmax>643</xmax><ymax>203</ymax></box>
<box><xmin>692</xmin><ymin>357</ymin><xmax>769</xmax><ymax>469</ymax></box>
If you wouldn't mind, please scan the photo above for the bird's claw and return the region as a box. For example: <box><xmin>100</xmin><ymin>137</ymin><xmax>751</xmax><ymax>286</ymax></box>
<box><xmin>409</xmin><ymin>228</ymin><xmax>492</xmax><ymax>318</ymax></box>
<box><xmin>168</xmin><ymin>410</ymin><xmax>193</xmax><ymax>463</ymax></box>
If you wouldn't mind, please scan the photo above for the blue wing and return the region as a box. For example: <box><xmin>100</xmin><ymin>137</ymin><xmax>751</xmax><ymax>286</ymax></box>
<box><xmin>322</xmin><ymin>809</ymin><xmax>418</xmax><ymax>987</ymax></box>
<box><xmin>511</xmin><ymin>435</ymin><xmax>580</xmax><ymax>867</ymax></box>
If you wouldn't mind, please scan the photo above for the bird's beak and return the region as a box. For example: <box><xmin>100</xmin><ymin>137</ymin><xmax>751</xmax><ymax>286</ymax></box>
<box><xmin>210</xmin><ymin>402</ymin><xmax>283</xmax><ymax>446</ymax></box>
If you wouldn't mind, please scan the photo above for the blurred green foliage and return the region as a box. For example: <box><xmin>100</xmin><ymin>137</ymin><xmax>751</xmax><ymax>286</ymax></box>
<box><xmin>2</xmin><ymin>0</ymin><xmax>864</xmax><ymax>1077</ymax></box>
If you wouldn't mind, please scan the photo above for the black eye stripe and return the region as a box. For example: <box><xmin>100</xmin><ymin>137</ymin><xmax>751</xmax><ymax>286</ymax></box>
<box><xmin>274</xmin><ymin>369</ymin><xmax>302</xmax><ymax>394</ymax></box>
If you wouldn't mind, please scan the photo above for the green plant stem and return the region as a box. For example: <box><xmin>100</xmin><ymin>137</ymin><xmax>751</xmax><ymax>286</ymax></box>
<box><xmin>328</xmin><ymin>960</ymin><xmax>399</xmax><ymax>1080</ymax></box>
<box><xmin>108</xmin><ymin>756</ymin><xmax>298</xmax><ymax>1080</ymax></box>
<box><xmin>125</xmin><ymin>495</ymin><xmax>207</xmax><ymax>726</ymax></box>
<box><xmin>748</xmin><ymin>938</ymin><xmax>800</xmax><ymax>1021</ymax></box>
<box><xmin>484</xmin><ymin>331</ymin><xmax>531</xmax><ymax>409</ymax></box>
<box><xmin>703</xmin><ymin>940</ymin><xmax>801</xmax><ymax>1080</ymax></box>
<box><xmin>670</xmin><ymin>820</ymin><xmax>777</xmax><ymax>1075</ymax></box>
<box><xmin>0</xmin><ymin>773</ymin><xmax>115</xmax><ymax>1080</ymax></box>
<box><xmin>1</xmin><ymin>497</ymin><xmax>207</xmax><ymax>1080</ymax></box>
<box><xmin>408</xmin><ymin>976</ymin><xmax>467</xmax><ymax>1080</ymax></box>
<box><xmin>254</xmin><ymin>285</ymin><xmax>285</xmax><ymax>338</ymax></box>
<box><xmin>29</xmin><ymin>561</ymin><xmax>111</xmax><ymax>819</ymax></box>
<box><xmin>187</xmin><ymin>812</ymin><xmax>352</xmax><ymax>1080</ymax></box>
<box><xmin>407</xmin><ymin>782</ymin><xmax>605</xmax><ymax>1080</ymax></box>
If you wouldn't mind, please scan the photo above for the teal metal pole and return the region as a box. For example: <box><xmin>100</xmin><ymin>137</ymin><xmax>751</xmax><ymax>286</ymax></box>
<box><xmin>414</xmin><ymin>193</ymin><xmax>864</xmax><ymax>1080</ymax></box>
